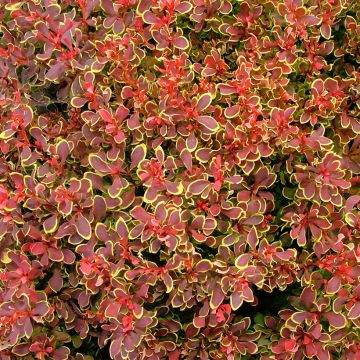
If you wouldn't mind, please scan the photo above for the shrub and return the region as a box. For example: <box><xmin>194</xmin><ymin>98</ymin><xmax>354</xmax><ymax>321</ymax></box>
<box><xmin>0</xmin><ymin>0</ymin><xmax>359</xmax><ymax>359</ymax></box>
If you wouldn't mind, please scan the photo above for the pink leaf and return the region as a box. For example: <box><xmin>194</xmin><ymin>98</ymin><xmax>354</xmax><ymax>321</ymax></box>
<box><xmin>188</xmin><ymin>179</ymin><xmax>209</xmax><ymax>195</ymax></box>
<box><xmin>75</xmin><ymin>214</ymin><xmax>92</xmax><ymax>240</ymax></box>
<box><xmin>197</xmin><ymin>116</ymin><xmax>219</xmax><ymax>132</ymax></box>
<box><xmin>210</xmin><ymin>284</ymin><xmax>224</xmax><ymax>309</ymax></box>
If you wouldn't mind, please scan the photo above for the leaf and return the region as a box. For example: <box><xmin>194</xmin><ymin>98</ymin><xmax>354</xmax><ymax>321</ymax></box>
<box><xmin>137</xmin><ymin>0</ymin><xmax>152</xmax><ymax>14</ymax></box>
<box><xmin>63</xmin><ymin>249</ymin><xmax>76</xmax><ymax>265</ymax></box>
<box><xmin>72</xmin><ymin>335</ymin><xmax>82</xmax><ymax>349</ymax></box>
<box><xmin>108</xmin><ymin>177</ymin><xmax>128</xmax><ymax>198</ymax></box>
<box><xmin>109</xmin><ymin>339</ymin><xmax>121</xmax><ymax>359</ymax></box>
<box><xmin>180</xmin><ymin>148</ymin><xmax>192</xmax><ymax>170</ymax></box>
<box><xmin>210</xmin><ymin>284</ymin><xmax>224</xmax><ymax>309</ymax></box>
<box><xmin>187</xmin><ymin>179</ymin><xmax>209</xmax><ymax>195</ymax></box>
<box><xmin>193</xmin><ymin>316</ymin><xmax>206</xmax><ymax>328</ymax></box>
<box><xmin>0</xmin><ymin>128</ymin><xmax>16</xmax><ymax>139</ymax></box>
<box><xmin>320</xmin><ymin>23</ymin><xmax>331</xmax><ymax>39</ymax></box>
<box><xmin>88</xmin><ymin>154</ymin><xmax>111</xmax><ymax>174</ymax></box>
<box><xmin>195</xmin><ymin>148</ymin><xmax>213</xmax><ymax>162</ymax></box>
<box><xmin>56</xmin><ymin>140</ymin><xmax>71</xmax><ymax>163</ymax></box>
<box><xmin>43</xmin><ymin>214</ymin><xmax>59</xmax><ymax>234</ymax></box>
<box><xmin>98</xmin><ymin>108</ymin><xmax>113</xmax><ymax>123</ymax></box>
<box><xmin>28</xmin><ymin>243</ymin><xmax>47</xmax><ymax>256</ymax></box>
<box><xmin>58</xmin><ymin>199</ymin><xmax>73</xmax><ymax>217</ymax></box>
<box><xmin>325</xmin><ymin>276</ymin><xmax>341</xmax><ymax>294</ymax></box>
<box><xmin>301</xmin><ymin>287</ymin><xmax>316</xmax><ymax>308</ymax></box>
<box><xmin>144</xmin><ymin>187</ymin><xmax>158</xmax><ymax>203</ymax></box>
<box><xmin>186</xmin><ymin>133</ymin><xmax>198</xmax><ymax>152</ymax></box>
<box><xmin>49</xmin><ymin>268</ymin><xmax>63</xmax><ymax>292</ymax></box>
<box><xmin>75</xmin><ymin>214</ymin><xmax>92</xmax><ymax>240</ymax></box>
<box><xmin>247</xmin><ymin>227</ymin><xmax>259</xmax><ymax>249</ymax></box>
<box><xmin>235</xmin><ymin>254</ymin><xmax>252</xmax><ymax>269</ymax></box>
<box><xmin>130</xmin><ymin>206</ymin><xmax>151</xmax><ymax>222</ymax></box>
<box><xmin>175</xmin><ymin>1</ymin><xmax>192</xmax><ymax>13</ymax></box>
<box><xmin>322</xmin><ymin>312</ymin><xmax>347</xmax><ymax>328</ymax></box>
<box><xmin>48</xmin><ymin>247</ymin><xmax>64</xmax><ymax>262</ymax></box>
<box><xmin>224</xmin><ymin>105</ymin><xmax>240</xmax><ymax>118</ymax></box>
<box><xmin>155</xmin><ymin>146</ymin><xmax>165</xmax><ymax>164</ymax></box>
<box><xmin>291</xmin><ymin>311</ymin><xmax>308</xmax><ymax>324</ymax></box>
<box><xmin>165</xmin><ymin>181</ymin><xmax>183</xmax><ymax>195</ymax></box>
<box><xmin>196</xmin><ymin>93</ymin><xmax>212</xmax><ymax>112</ymax></box>
<box><xmin>121</xmin><ymin>86</ymin><xmax>134</xmax><ymax>99</ymax></box>
<box><xmin>217</xmin><ymin>83</ymin><xmax>236</xmax><ymax>95</ymax></box>
<box><xmin>173</xmin><ymin>36</ymin><xmax>189</xmax><ymax>50</ymax></box>
<box><xmin>24</xmin><ymin>318</ymin><xmax>33</xmax><ymax>338</ymax></box>
<box><xmin>195</xmin><ymin>260</ymin><xmax>212</xmax><ymax>272</ymax></box>
<box><xmin>197</xmin><ymin>116</ymin><xmax>219</xmax><ymax>132</ymax></box>
<box><xmin>105</xmin><ymin>303</ymin><xmax>121</xmax><ymax>319</ymax></box>
<box><xmin>5</xmin><ymin>2</ymin><xmax>23</xmax><ymax>10</ymax></box>
<box><xmin>143</xmin><ymin>11</ymin><xmax>158</xmax><ymax>24</ymax></box>
<box><xmin>115</xmin><ymin>217</ymin><xmax>128</xmax><ymax>238</ymax></box>
<box><xmin>71</xmin><ymin>96</ymin><xmax>88</xmax><ymax>108</ymax></box>
<box><xmin>46</xmin><ymin>62</ymin><xmax>65</xmax><ymax>81</ymax></box>
<box><xmin>230</xmin><ymin>292</ymin><xmax>243</xmax><ymax>310</ymax></box>
<box><xmin>348</xmin><ymin>302</ymin><xmax>360</xmax><ymax>319</ymax></box>
<box><xmin>163</xmin><ymin>272</ymin><xmax>173</xmax><ymax>293</ymax></box>
<box><xmin>130</xmin><ymin>144</ymin><xmax>147</xmax><ymax>169</ymax></box>
<box><xmin>221</xmin><ymin>206</ymin><xmax>242</xmax><ymax>219</ymax></box>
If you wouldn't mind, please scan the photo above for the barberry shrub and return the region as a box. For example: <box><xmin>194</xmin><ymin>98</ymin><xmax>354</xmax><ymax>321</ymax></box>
<box><xmin>0</xmin><ymin>0</ymin><xmax>359</xmax><ymax>359</ymax></box>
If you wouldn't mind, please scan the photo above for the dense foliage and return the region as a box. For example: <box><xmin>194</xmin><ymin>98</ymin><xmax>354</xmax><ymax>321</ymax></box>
<box><xmin>0</xmin><ymin>0</ymin><xmax>359</xmax><ymax>359</ymax></box>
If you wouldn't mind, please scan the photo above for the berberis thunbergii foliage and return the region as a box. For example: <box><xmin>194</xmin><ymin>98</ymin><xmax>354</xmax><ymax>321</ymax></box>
<box><xmin>0</xmin><ymin>0</ymin><xmax>359</xmax><ymax>359</ymax></box>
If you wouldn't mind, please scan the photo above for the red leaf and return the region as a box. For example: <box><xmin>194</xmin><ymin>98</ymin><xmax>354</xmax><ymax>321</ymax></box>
<box><xmin>210</xmin><ymin>284</ymin><xmax>224</xmax><ymax>309</ymax></box>
<box><xmin>43</xmin><ymin>214</ymin><xmax>59</xmax><ymax>234</ymax></box>
<box><xmin>75</xmin><ymin>214</ymin><xmax>92</xmax><ymax>240</ymax></box>
<box><xmin>197</xmin><ymin>116</ymin><xmax>219</xmax><ymax>132</ymax></box>
<box><xmin>196</xmin><ymin>93</ymin><xmax>212</xmax><ymax>112</ymax></box>
<box><xmin>188</xmin><ymin>179</ymin><xmax>209</xmax><ymax>195</ymax></box>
